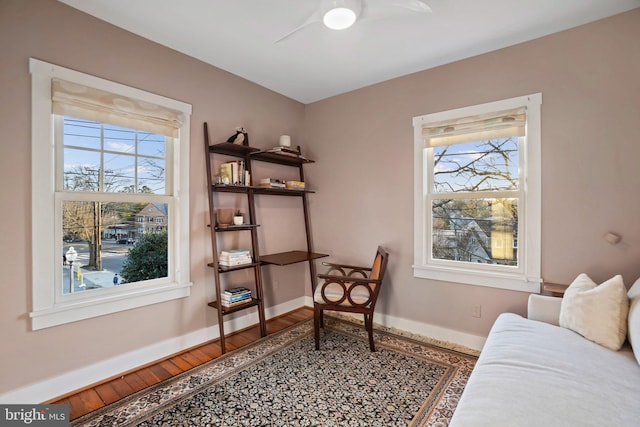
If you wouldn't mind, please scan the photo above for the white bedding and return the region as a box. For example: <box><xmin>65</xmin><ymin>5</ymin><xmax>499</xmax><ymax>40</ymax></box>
<box><xmin>449</xmin><ymin>313</ymin><xmax>640</xmax><ymax>427</ymax></box>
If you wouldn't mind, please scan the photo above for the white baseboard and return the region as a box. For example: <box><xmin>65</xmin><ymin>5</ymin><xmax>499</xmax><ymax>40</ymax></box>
<box><xmin>0</xmin><ymin>297</ymin><xmax>307</xmax><ymax>404</ymax></box>
<box><xmin>2</xmin><ymin>296</ymin><xmax>485</xmax><ymax>403</ymax></box>
<box><xmin>304</xmin><ymin>296</ymin><xmax>486</xmax><ymax>351</ymax></box>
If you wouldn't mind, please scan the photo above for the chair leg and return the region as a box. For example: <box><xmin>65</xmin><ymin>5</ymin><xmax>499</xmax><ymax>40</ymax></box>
<box><xmin>319</xmin><ymin>309</ymin><xmax>324</xmax><ymax>328</ymax></box>
<box><xmin>314</xmin><ymin>305</ymin><xmax>321</xmax><ymax>350</ymax></box>
<box><xmin>366</xmin><ymin>312</ymin><xmax>375</xmax><ymax>352</ymax></box>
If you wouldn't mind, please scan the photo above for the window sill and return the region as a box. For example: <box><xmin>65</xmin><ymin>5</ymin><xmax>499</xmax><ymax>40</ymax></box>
<box><xmin>412</xmin><ymin>264</ymin><xmax>540</xmax><ymax>293</ymax></box>
<box><xmin>30</xmin><ymin>282</ymin><xmax>192</xmax><ymax>330</ymax></box>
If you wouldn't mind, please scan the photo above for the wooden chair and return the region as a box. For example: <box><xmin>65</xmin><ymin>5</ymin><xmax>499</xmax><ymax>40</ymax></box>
<box><xmin>313</xmin><ymin>246</ymin><xmax>389</xmax><ymax>351</ymax></box>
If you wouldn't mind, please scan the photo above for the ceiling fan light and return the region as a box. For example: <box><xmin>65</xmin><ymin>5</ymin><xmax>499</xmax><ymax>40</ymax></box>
<box><xmin>323</xmin><ymin>7</ymin><xmax>357</xmax><ymax>30</ymax></box>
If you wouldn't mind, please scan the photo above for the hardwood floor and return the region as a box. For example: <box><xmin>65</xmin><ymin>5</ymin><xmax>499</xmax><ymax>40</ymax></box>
<box><xmin>47</xmin><ymin>307</ymin><xmax>313</xmax><ymax>421</ymax></box>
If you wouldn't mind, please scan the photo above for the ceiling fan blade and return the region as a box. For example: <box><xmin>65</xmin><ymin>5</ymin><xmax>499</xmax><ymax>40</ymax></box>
<box><xmin>390</xmin><ymin>0</ymin><xmax>432</xmax><ymax>13</ymax></box>
<box><xmin>273</xmin><ymin>16</ymin><xmax>321</xmax><ymax>44</ymax></box>
<box><xmin>363</xmin><ymin>0</ymin><xmax>432</xmax><ymax>16</ymax></box>
<box><xmin>274</xmin><ymin>0</ymin><xmax>365</xmax><ymax>43</ymax></box>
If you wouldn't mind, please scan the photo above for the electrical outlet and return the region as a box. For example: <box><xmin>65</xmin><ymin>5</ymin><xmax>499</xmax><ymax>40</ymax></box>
<box><xmin>472</xmin><ymin>304</ymin><xmax>482</xmax><ymax>318</ymax></box>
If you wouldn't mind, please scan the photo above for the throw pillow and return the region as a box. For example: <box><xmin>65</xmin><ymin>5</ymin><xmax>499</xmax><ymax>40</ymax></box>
<box><xmin>559</xmin><ymin>273</ymin><xmax>629</xmax><ymax>351</ymax></box>
<box><xmin>627</xmin><ymin>278</ymin><xmax>640</xmax><ymax>364</ymax></box>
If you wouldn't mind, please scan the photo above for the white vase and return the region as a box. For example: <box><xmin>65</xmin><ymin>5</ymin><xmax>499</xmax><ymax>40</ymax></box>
<box><xmin>233</xmin><ymin>216</ymin><xmax>243</xmax><ymax>225</ymax></box>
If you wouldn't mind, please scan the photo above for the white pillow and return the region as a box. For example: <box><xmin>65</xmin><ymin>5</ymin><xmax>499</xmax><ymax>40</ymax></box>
<box><xmin>559</xmin><ymin>273</ymin><xmax>629</xmax><ymax>351</ymax></box>
<box><xmin>627</xmin><ymin>278</ymin><xmax>640</xmax><ymax>364</ymax></box>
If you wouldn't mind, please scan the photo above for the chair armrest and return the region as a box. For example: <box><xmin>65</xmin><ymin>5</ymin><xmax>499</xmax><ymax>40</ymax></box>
<box><xmin>527</xmin><ymin>294</ymin><xmax>562</xmax><ymax>326</ymax></box>
<box><xmin>322</xmin><ymin>261</ymin><xmax>372</xmax><ymax>271</ymax></box>
<box><xmin>321</xmin><ymin>262</ymin><xmax>372</xmax><ymax>278</ymax></box>
<box><xmin>317</xmin><ymin>274</ymin><xmax>382</xmax><ymax>285</ymax></box>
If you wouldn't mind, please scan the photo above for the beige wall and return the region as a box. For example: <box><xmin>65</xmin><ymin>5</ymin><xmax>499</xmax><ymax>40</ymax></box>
<box><xmin>304</xmin><ymin>8</ymin><xmax>640</xmax><ymax>337</ymax></box>
<box><xmin>1</xmin><ymin>0</ymin><xmax>639</xmax><ymax>399</ymax></box>
<box><xmin>0</xmin><ymin>0</ymin><xmax>306</xmax><ymax>396</ymax></box>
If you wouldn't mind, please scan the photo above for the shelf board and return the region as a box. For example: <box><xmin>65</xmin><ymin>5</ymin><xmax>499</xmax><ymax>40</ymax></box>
<box><xmin>251</xmin><ymin>151</ymin><xmax>315</xmax><ymax>166</ymax></box>
<box><xmin>207</xmin><ymin>262</ymin><xmax>260</xmax><ymax>272</ymax></box>
<box><xmin>253</xmin><ymin>187</ymin><xmax>315</xmax><ymax>196</ymax></box>
<box><xmin>208</xmin><ymin>298</ymin><xmax>261</xmax><ymax>314</ymax></box>
<box><xmin>212</xmin><ymin>184</ymin><xmax>251</xmax><ymax>193</ymax></box>
<box><xmin>209</xmin><ymin>142</ymin><xmax>260</xmax><ymax>157</ymax></box>
<box><xmin>260</xmin><ymin>250</ymin><xmax>329</xmax><ymax>266</ymax></box>
<box><xmin>214</xmin><ymin>224</ymin><xmax>259</xmax><ymax>232</ymax></box>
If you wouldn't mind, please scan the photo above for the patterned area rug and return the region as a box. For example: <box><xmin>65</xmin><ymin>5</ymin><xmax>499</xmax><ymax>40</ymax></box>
<box><xmin>72</xmin><ymin>318</ymin><xmax>476</xmax><ymax>426</ymax></box>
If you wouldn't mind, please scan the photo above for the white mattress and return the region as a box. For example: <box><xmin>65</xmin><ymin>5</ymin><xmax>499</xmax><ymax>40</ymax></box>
<box><xmin>449</xmin><ymin>313</ymin><xmax>640</xmax><ymax>427</ymax></box>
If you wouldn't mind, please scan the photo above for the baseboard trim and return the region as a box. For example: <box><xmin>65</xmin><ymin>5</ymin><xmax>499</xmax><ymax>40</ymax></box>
<box><xmin>3</xmin><ymin>297</ymin><xmax>485</xmax><ymax>403</ymax></box>
<box><xmin>303</xmin><ymin>296</ymin><xmax>486</xmax><ymax>352</ymax></box>
<box><xmin>0</xmin><ymin>297</ymin><xmax>307</xmax><ymax>404</ymax></box>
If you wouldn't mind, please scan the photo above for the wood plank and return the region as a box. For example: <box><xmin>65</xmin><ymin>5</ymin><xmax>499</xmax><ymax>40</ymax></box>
<box><xmin>56</xmin><ymin>307</ymin><xmax>312</xmax><ymax>421</ymax></box>
<box><xmin>195</xmin><ymin>342</ymin><xmax>223</xmax><ymax>360</ymax></box>
<box><xmin>178</xmin><ymin>351</ymin><xmax>207</xmax><ymax>367</ymax></box>
<box><xmin>95</xmin><ymin>378</ymin><xmax>134</xmax><ymax>405</ymax></box>
<box><xmin>135</xmin><ymin>367</ymin><xmax>162</xmax><ymax>387</ymax></box>
<box><xmin>66</xmin><ymin>389</ymin><xmax>104</xmax><ymax>418</ymax></box>
<box><xmin>159</xmin><ymin>360</ymin><xmax>184</xmax><ymax>377</ymax></box>
<box><xmin>121</xmin><ymin>372</ymin><xmax>150</xmax><ymax>394</ymax></box>
<box><xmin>267</xmin><ymin>317</ymin><xmax>293</xmax><ymax>334</ymax></box>
<box><xmin>190</xmin><ymin>348</ymin><xmax>214</xmax><ymax>364</ymax></box>
<box><xmin>148</xmin><ymin>363</ymin><xmax>173</xmax><ymax>382</ymax></box>
<box><xmin>169</xmin><ymin>355</ymin><xmax>197</xmax><ymax>371</ymax></box>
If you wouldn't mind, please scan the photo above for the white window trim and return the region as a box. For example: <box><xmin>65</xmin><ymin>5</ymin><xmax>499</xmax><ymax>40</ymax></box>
<box><xmin>30</xmin><ymin>58</ymin><xmax>192</xmax><ymax>330</ymax></box>
<box><xmin>413</xmin><ymin>93</ymin><xmax>542</xmax><ymax>293</ymax></box>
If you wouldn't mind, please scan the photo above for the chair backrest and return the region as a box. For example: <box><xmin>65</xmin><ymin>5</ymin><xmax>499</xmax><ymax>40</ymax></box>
<box><xmin>368</xmin><ymin>246</ymin><xmax>389</xmax><ymax>304</ymax></box>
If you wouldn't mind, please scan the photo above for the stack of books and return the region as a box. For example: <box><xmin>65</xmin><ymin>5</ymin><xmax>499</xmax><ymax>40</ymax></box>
<box><xmin>284</xmin><ymin>180</ymin><xmax>305</xmax><ymax>190</ymax></box>
<box><xmin>219</xmin><ymin>249</ymin><xmax>252</xmax><ymax>267</ymax></box>
<box><xmin>259</xmin><ymin>178</ymin><xmax>286</xmax><ymax>189</ymax></box>
<box><xmin>219</xmin><ymin>160</ymin><xmax>250</xmax><ymax>186</ymax></box>
<box><xmin>221</xmin><ymin>287</ymin><xmax>252</xmax><ymax>308</ymax></box>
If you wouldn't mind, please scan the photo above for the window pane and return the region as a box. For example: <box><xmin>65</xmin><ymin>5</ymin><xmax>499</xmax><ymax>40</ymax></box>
<box><xmin>61</xmin><ymin>117</ymin><xmax>167</xmax><ymax>194</ymax></box>
<box><xmin>104</xmin><ymin>152</ymin><xmax>135</xmax><ymax>192</ymax></box>
<box><xmin>63</xmin><ymin>148</ymin><xmax>101</xmax><ymax>191</ymax></box>
<box><xmin>431</xmin><ymin>198</ymin><xmax>518</xmax><ymax>266</ymax></box>
<box><xmin>63</xmin><ymin>118</ymin><xmax>101</xmax><ymax>150</ymax></box>
<box><xmin>62</xmin><ymin>200</ymin><xmax>169</xmax><ymax>294</ymax></box>
<box><xmin>138</xmin><ymin>157</ymin><xmax>166</xmax><ymax>194</ymax></box>
<box><xmin>138</xmin><ymin>133</ymin><xmax>166</xmax><ymax>157</ymax></box>
<box><xmin>104</xmin><ymin>125</ymin><xmax>135</xmax><ymax>154</ymax></box>
<box><xmin>432</xmin><ymin>138</ymin><xmax>519</xmax><ymax>193</ymax></box>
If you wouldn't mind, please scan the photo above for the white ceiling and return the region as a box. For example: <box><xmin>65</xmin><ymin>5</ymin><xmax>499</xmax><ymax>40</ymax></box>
<box><xmin>58</xmin><ymin>0</ymin><xmax>639</xmax><ymax>104</ymax></box>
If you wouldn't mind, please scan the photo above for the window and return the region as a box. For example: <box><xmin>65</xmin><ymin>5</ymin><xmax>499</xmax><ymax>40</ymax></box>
<box><xmin>30</xmin><ymin>58</ymin><xmax>192</xmax><ymax>330</ymax></box>
<box><xmin>413</xmin><ymin>94</ymin><xmax>542</xmax><ymax>292</ymax></box>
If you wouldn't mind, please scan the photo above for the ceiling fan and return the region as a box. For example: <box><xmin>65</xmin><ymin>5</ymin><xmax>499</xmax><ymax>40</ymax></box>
<box><xmin>274</xmin><ymin>0</ymin><xmax>432</xmax><ymax>43</ymax></box>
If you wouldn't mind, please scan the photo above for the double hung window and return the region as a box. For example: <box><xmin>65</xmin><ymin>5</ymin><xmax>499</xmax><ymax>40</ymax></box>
<box><xmin>413</xmin><ymin>94</ymin><xmax>542</xmax><ymax>292</ymax></box>
<box><xmin>30</xmin><ymin>59</ymin><xmax>192</xmax><ymax>329</ymax></box>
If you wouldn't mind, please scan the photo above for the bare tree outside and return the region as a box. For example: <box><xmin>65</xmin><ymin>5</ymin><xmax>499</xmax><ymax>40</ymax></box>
<box><xmin>62</xmin><ymin>166</ymin><xmax>127</xmax><ymax>270</ymax></box>
<box><xmin>431</xmin><ymin>137</ymin><xmax>519</xmax><ymax>265</ymax></box>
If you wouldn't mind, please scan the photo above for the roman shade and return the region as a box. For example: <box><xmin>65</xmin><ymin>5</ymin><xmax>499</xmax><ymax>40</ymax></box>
<box><xmin>423</xmin><ymin>107</ymin><xmax>526</xmax><ymax>147</ymax></box>
<box><xmin>51</xmin><ymin>78</ymin><xmax>184</xmax><ymax>138</ymax></box>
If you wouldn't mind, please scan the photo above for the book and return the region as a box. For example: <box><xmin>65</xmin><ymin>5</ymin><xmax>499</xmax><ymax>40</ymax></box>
<box><xmin>221</xmin><ymin>293</ymin><xmax>252</xmax><ymax>303</ymax></box>
<box><xmin>218</xmin><ymin>257</ymin><xmax>253</xmax><ymax>267</ymax></box>
<box><xmin>224</xmin><ymin>286</ymin><xmax>252</xmax><ymax>295</ymax></box>
<box><xmin>222</xmin><ymin>290</ymin><xmax>251</xmax><ymax>299</ymax></box>
<box><xmin>221</xmin><ymin>297</ymin><xmax>252</xmax><ymax>308</ymax></box>
<box><xmin>220</xmin><ymin>249</ymin><xmax>251</xmax><ymax>257</ymax></box>
<box><xmin>222</xmin><ymin>289</ymin><xmax>251</xmax><ymax>297</ymax></box>
<box><xmin>259</xmin><ymin>182</ymin><xmax>286</xmax><ymax>188</ymax></box>
<box><xmin>260</xmin><ymin>178</ymin><xmax>284</xmax><ymax>185</ymax></box>
<box><xmin>219</xmin><ymin>259</ymin><xmax>252</xmax><ymax>266</ymax></box>
<box><xmin>285</xmin><ymin>180</ymin><xmax>305</xmax><ymax>190</ymax></box>
<box><xmin>259</xmin><ymin>178</ymin><xmax>286</xmax><ymax>188</ymax></box>
<box><xmin>266</xmin><ymin>146</ymin><xmax>300</xmax><ymax>155</ymax></box>
<box><xmin>219</xmin><ymin>253</ymin><xmax>252</xmax><ymax>261</ymax></box>
<box><xmin>219</xmin><ymin>163</ymin><xmax>233</xmax><ymax>185</ymax></box>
